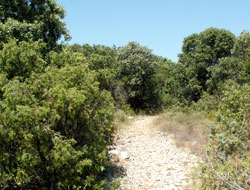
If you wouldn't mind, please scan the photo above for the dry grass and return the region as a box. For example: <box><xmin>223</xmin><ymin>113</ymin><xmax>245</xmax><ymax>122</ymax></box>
<box><xmin>113</xmin><ymin>109</ymin><xmax>135</xmax><ymax>134</ymax></box>
<box><xmin>153</xmin><ymin>111</ymin><xmax>211</xmax><ymax>156</ymax></box>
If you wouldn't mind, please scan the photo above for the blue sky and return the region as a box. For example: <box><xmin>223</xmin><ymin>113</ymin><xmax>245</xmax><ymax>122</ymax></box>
<box><xmin>57</xmin><ymin>0</ymin><xmax>250</xmax><ymax>62</ymax></box>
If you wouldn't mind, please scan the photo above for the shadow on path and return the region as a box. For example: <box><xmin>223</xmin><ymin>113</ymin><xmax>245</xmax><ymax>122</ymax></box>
<box><xmin>102</xmin><ymin>160</ymin><xmax>127</xmax><ymax>189</ymax></box>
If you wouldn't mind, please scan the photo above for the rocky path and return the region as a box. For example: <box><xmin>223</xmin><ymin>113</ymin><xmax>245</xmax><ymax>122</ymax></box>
<box><xmin>109</xmin><ymin>116</ymin><xmax>199</xmax><ymax>190</ymax></box>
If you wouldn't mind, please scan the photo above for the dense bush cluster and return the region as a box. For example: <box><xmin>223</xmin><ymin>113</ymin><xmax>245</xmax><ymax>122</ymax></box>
<box><xmin>0</xmin><ymin>1</ymin><xmax>114</xmax><ymax>189</ymax></box>
<box><xmin>0</xmin><ymin>64</ymin><xmax>114</xmax><ymax>189</ymax></box>
<box><xmin>67</xmin><ymin>42</ymin><xmax>171</xmax><ymax>113</ymax></box>
<box><xmin>0</xmin><ymin>1</ymin><xmax>171</xmax><ymax>189</ymax></box>
<box><xmin>192</xmin><ymin>32</ymin><xmax>250</xmax><ymax>189</ymax></box>
<box><xmin>196</xmin><ymin>81</ymin><xmax>250</xmax><ymax>189</ymax></box>
<box><xmin>160</xmin><ymin>28</ymin><xmax>250</xmax><ymax>189</ymax></box>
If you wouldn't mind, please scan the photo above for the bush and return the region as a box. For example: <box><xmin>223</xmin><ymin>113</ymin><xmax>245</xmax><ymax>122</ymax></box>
<box><xmin>0</xmin><ymin>40</ymin><xmax>46</xmax><ymax>80</ymax></box>
<box><xmin>0</xmin><ymin>63</ymin><xmax>114</xmax><ymax>189</ymax></box>
<box><xmin>193</xmin><ymin>92</ymin><xmax>221</xmax><ymax>114</ymax></box>
<box><xmin>198</xmin><ymin>80</ymin><xmax>250</xmax><ymax>189</ymax></box>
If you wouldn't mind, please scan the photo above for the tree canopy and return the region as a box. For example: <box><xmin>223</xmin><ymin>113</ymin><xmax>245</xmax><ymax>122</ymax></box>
<box><xmin>0</xmin><ymin>0</ymin><xmax>70</xmax><ymax>51</ymax></box>
<box><xmin>118</xmin><ymin>42</ymin><xmax>163</xmax><ymax>111</ymax></box>
<box><xmin>176</xmin><ymin>28</ymin><xmax>235</xmax><ymax>101</ymax></box>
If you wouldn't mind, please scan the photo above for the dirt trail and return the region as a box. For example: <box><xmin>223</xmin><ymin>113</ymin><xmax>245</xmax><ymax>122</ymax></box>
<box><xmin>109</xmin><ymin>116</ymin><xmax>199</xmax><ymax>190</ymax></box>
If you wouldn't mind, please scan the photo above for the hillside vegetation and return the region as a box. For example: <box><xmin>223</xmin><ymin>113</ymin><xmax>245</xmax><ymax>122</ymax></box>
<box><xmin>0</xmin><ymin>0</ymin><xmax>249</xmax><ymax>189</ymax></box>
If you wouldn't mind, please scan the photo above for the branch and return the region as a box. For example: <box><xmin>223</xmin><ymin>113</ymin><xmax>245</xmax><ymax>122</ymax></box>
<box><xmin>205</xmin><ymin>151</ymin><xmax>245</xmax><ymax>190</ymax></box>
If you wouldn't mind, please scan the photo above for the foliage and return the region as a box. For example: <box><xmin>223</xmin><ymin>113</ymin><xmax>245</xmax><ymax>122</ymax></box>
<box><xmin>198</xmin><ymin>81</ymin><xmax>250</xmax><ymax>189</ymax></box>
<box><xmin>206</xmin><ymin>57</ymin><xmax>244</xmax><ymax>93</ymax></box>
<box><xmin>212</xmin><ymin>81</ymin><xmax>250</xmax><ymax>154</ymax></box>
<box><xmin>199</xmin><ymin>153</ymin><xmax>250</xmax><ymax>190</ymax></box>
<box><xmin>178</xmin><ymin>28</ymin><xmax>235</xmax><ymax>101</ymax></box>
<box><xmin>0</xmin><ymin>73</ymin><xmax>7</xmax><ymax>99</ymax></box>
<box><xmin>0</xmin><ymin>40</ymin><xmax>46</xmax><ymax>80</ymax></box>
<box><xmin>232</xmin><ymin>30</ymin><xmax>250</xmax><ymax>62</ymax></box>
<box><xmin>193</xmin><ymin>91</ymin><xmax>220</xmax><ymax>114</ymax></box>
<box><xmin>80</xmin><ymin>44</ymin><xmax>118</xmax><ymax>70</ymax></box>
<box><xmin>165</xmin><ymin>62</ymin><xmax>202</xmax><ymax>104</ymax></box>
<box><xmin>0</xmin><ymin>0</ymin><xmax>70</xmax><ymax>51</ymax></box>
<box><xmin>153</xmin><ymin>57</ymin><xmax>176</xmax><ymax>106</ymax></box>
<box><xmin>0</xmin><ymin>19</ymin><xmax>42</xmax><ymax>49</ymax></box>
<box><xmin>118</xmin><ymin>41</ymin><xmax>163</xmax><ymax>112</ymax></box>
<box><xmin>179</xmin><ymin>27</ymin><xmax>235</xmax><ymax>67</ymax></box>
<box><xmin>0</xmin><ymin>1</ymin><xmax>119</xmax><ymax>189</ymax></box>
<box><xmin>0</xmin><ymin>62</ymin><xmax>114</xmax><ymax>189</ymax></box>
<box><xmin>68</xmin><ymin>43</ymin><xmax>130</xmax><ymax>109</ymax></box>
<box><xmin>80</xmin><ymin>44</ymin><xmax>119</xmax><ymax>92</ymax></box>
<box><xmin>48</xmin><ymin>47</ymin><xmax>85</xmax><ymax>68</ymax></box>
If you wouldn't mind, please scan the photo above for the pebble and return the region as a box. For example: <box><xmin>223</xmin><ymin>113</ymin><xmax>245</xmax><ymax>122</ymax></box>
<box><xmin>120</xmin><ymin>151</ymin><xmax>130</xmax><ymax>160</ymax></box>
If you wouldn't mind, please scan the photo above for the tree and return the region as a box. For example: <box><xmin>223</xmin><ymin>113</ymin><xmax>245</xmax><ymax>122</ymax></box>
<box><xmin>118</xmin><ymin>42</ymin><xmax>162</xmax><ymax>111</ymax></box>
<box><xmin>232</xmin><ymin>30</ymin><xmax>250</xmax><ymax>62</ymax></box>
<box><xmin>206</xmin><ymin>57</ymin><xmax>244</xmax><ymax>93</ymax></box>
<box><xmin>0</xmin><ymin>19</ymin><xmax>42</xmax><ymax>49</ymax></box>
<box><xmin>0</xmin><ymin>0</ymin><xmax>70</xmax><ymax>51</ymax></box>
<box><xmin>179</xmin><ymin>28</ymin><xmax>235</xmax><ymax>67</ymax></box>
<box><xmin>67</xmin><ymin>43</ymin><xmax>125</xmax><ymax>106</ymax></box>
<box><xmin>166</xmin><ymin>63</ymin><xmax>202</xmax><ymax>103</ymax></box>
<box><xmin>153</xmin><ymin>57</ymin><xmax>176</xmax><ymax>106</ymax></box>
<box><xmin>206</xmin><ymin>30</ymin><xmax>250</xmax><ymax>93</ymax></box>
<box><xmin>178</xmin><ymin>28</ymin><xmax>235</xmax><ymax>101</ymax></box>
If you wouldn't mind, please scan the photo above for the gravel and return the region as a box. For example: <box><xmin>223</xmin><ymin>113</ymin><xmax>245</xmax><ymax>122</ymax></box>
<box><xmin>109</xmin><ymin>116</ymin><xmax>199</xmax><ymax>190</ymax></box>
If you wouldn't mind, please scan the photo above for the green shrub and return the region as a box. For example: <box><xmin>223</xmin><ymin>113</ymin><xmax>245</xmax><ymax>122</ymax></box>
<box><xmin>0</xmin><ymin>40</ymin><xmax>46</xmax><ymax>80</ymax></box>
<box><xmin>193</xmin><ymin>92</ymin><xmax>220</xmax><ymax>113</ymax></box>
<box><xmin>199</xmin><ymin>153</ymin><xmax>250</xmax><ymax>190</ymax></box>
<box><xmin>48</xmin><ymin>48</ymin><xmax>86</xmax><ymax>68</ymax></box>
<box><xmin>0</xmin><ymin>63</ymin><xmax>114</xmax><ymax>189</ymax></box>
<box><xmin>198</xmin><ymin>80</ymin><xmax>250</xmax><ymax>189</ymax></box>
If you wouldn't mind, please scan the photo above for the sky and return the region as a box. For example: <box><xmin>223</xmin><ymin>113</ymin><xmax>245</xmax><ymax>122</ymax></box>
<box><xmin>57</xmin><ymin>0</ymin><xmax>250</xmax><ymax>62</ymax></box>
